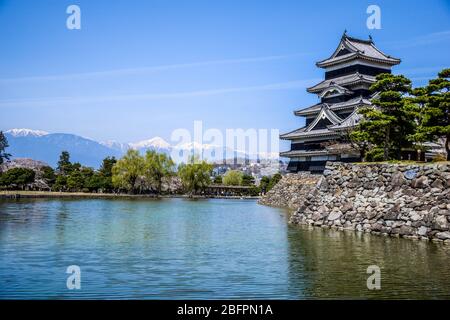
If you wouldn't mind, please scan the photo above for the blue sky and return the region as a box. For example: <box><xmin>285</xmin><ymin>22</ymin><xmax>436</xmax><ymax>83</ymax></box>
<box><xmin>1</xmin><ymin>0</ymin><xmax>449</xmax><ymax>148</ymax></box>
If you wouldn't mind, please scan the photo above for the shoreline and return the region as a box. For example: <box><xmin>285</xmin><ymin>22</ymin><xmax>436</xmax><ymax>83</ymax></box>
<box><xmin>0</xmin><ymin>190</ymin><xmax>260</xmax><ymax>200</ymax></box>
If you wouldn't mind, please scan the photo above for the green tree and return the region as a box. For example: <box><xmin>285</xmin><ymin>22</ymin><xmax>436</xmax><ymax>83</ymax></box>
<box><xmin>223</xmin><ymin>170</ymin><xmax>243</xmax><ymax>186</ymax></box>
<box><xmin>53</xmin><ymin>175</ymin><xmax>67</xmax><ymax>191</ymax></box>
<box><xmin>84</xmin><ymin>172</ymin><xmax>105</xmax><ymax>192</ymax></box>
<box><xmin>0</xmin><ymin>131</ymin><xmax>11</xmax><ymax>166</ymax></box>
<box><xmin>241</xmin><ymin>174</ymin><xmax>255</xmax><ymax>186</ymax></box>
<box><xmin>99</xmin><ymin>156</ymin><xmax>116</xmax><ymax>177</ymax></box>
<box><xmin>80</xmin><ymin>166</ymin><xmax>94</xmax><ymax>180</ymax></box>
<box><xmin>248</xmin><ymin>186</ymin><xmax>261</xmax><ymax>197</ymax></box>
<box><xmin>57</xmin><ymin>151</ymin><xmax>72</xmax><ymax>175</ymax></box>
<box><xmin>213</xmin><ymin>175</ymin><xmax>223</xmax><ymax>184</ymax></box>
<box><xmin>71</xmin><ymin>162</ymin><xmax>82</xmax><ymax>172</ymax></box>
<box><xmin>259</xmin><ymin>176</ymin><xmax>270</xmax><ymax>194</ymax></box>
<box><xmin>143</xmin><ymin>150</ymin><xmax>175</xmax><ymax>194</ymax></box>
<box><xmin>412</xmin><ymin>68</ymin><xmax>450</xmax><ymax>160</ymax></box>
<box><xmin>347</xmin><ymin>129</ymin><xmax>371</xmax><ymax>161</ymax></box>
<box><xmin>177</xmin><ymin>156</ymin><xmax>213</xmax><ymax>195</ymax></box>
<box><xmin>0</xmin><ymin>168</ymin><xmax>35</xmax><ymax>189</ymax></box>
<box><xmin>267</xmin><ymin>173</ymin><xmax>282</xmax><ymax>192</ymax></box>
<box><xmin>80</xmin><ymin>166</ymin><xmax>95</xmax><ymax>192</ymax></box>
<box><xmin>354</xmin><ymin>73</ymin><xmax>414</xmax><ymax>160</ymax></box>
<box><xmin>96</xmin><ymin>156</ymin><xmax>117</xmax><ymax>192</ymax></box>
<box><xmin>364</xmin><ymin>147</ymin><xmax>385</xmax><ymax>162</ymax></box>
<box><xmin>66</xmin><ymin>170</ymin><xmax>85</xmax><ymax>191</ymax></box>
<box><xmin>112</xmin><ymin>149</ymin><xmax>145</xmax><ymax>193</ymax></box>
<box><xmin>403</xmin><ymin>86</ymin><xmax>429</xmax><ymax>156</ymax></box>
<box><xmin>41</xmin><ymin>166</ymin><xmax>56</xmax><ymax>186</ymax></box>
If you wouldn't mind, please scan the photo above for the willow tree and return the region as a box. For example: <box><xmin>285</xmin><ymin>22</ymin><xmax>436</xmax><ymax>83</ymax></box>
<box><xmin>177</xmin><ymin>156</ymin><xmax>213</xmax><ymax>196</ymax></box>
<box><xmin>112</xmin><ymin>149</ymin><xmax>145</xmax><ymax>193</ymax></box>
<box><xmin>222</xmin><ymin>170</ymin><xmax>243</xmax><ymax>186</ymax></box>
<box><xmin>143</xmin><ymin>150</ymin><xmax>175</xmax><ymax>194</ymax></box>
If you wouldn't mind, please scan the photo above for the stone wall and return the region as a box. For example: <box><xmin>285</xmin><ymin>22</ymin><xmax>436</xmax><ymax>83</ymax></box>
<box><xmin>259</xmin><ymin>162</ymin><xmax>450</xmax><ymax>243</ymax></box>
<box><xmin>258</xmin><ymin>173</ymin><xmax>320</xmax><ymax>209</ymax></box>
<box><xmin>290</xmin><ymin>162</ymin><xmax>450</xmax><ymax>243</ymax></box>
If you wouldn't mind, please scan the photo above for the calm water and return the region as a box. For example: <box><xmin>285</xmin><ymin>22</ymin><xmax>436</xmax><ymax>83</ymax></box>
<box><xmin>0</xmin><ymin>198</ymin><xmax>449</xmax><ymax>299</ymax></box>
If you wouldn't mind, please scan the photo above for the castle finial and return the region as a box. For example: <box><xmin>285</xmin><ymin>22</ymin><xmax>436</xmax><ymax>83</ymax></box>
<box><xmin>368</xmin><ymin>34</ymin><xmax>373</xmax><ymax>42</ymax></box>
<box><xmin>343</xmin><ymin>29</ymin><xmax>347</xmax><ymax>37</ymax></box>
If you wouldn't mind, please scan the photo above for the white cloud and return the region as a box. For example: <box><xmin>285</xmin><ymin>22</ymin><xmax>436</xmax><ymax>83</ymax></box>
<box><xmin>0</xmin><ymin>78</ymin><xmax>320</xmax><ymax>108</ymax></box>
<box><xmin>0</xmin><ymin>52</ymin><xmax>309</xmax><ymax>84</ymax></box>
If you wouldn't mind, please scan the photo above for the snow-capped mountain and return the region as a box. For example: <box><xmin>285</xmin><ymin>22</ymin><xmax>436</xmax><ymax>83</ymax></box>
<box><xmin>100</xmin><ymin>140</ymin><xmax>130</xmax><ymax>153</ymax></box>
<box><xmin>3</xmin><ymin>130</ymin><xmax>122</xmax><ymax>168</ymax></box>
<box><xmin>5</xmin><ymin>128</ymin><xmax>49</xmax><ymax>137</ymax></box>
<box><xmin>2</xmin><ymin>128</ymin><xmax>279</xmax><ymax>168</ymax></box>
<box><xmin>129</xmin><ymin>137</ymin><xmax>171</xmax><ymax>151</ymax></box>
<box><xmin>101</xmin><ymin>137</ymin><xmax>171</xmax><ymax>154</ymax></box>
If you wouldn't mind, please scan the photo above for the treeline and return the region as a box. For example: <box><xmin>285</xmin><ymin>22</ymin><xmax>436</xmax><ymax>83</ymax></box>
<box><xmin>111</xmin><ymin>149</ymin><xmax>175</xmax><ymax>194</ymax></box>
<box><xmin>0</xmin><ymin>141</ymin><xmax>278</xmax><ymax>195</ymax></box>
<box><xmin>348</xmin><ymin>68</ymin><xmax>450</xmax><ymax>161</ymax></box>
<box><xmin>0</xmin><ymin>149</ymin><xmax>117</xmax><ymax>192</ymax></box>
<box><xmin>0</xmin><ymin>132</ymin><xmax>43</xmax><ymax>190</ymax></box>
<box><xmin>54</xmin><ymin>151</ymin><xmax>116</xmax><ymax>192</ymax></box>
<box><xmin>217</xmin><ymin>170</ymin><xmax>281</xmax><ymax>194</ymax></box>
<box><xmin>0</xmin><ymin>167</ymin><xmax>37</xmax><ymax>190</ymax></box>
<box><xmin>49</xmin><ymin>149</ymin><xmax>177</xmax><ymax>194</ymax></box>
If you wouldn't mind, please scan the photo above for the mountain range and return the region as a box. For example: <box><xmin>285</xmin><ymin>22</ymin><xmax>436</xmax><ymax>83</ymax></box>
<box><xmin>3</xmin><ymin>129</ymin><xmax>278</xmax><ymax>168</ymax></box>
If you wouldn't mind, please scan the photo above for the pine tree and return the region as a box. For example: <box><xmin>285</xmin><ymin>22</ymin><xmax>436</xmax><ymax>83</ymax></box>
<box><xmin>414</xmin><ymin>68</ymin><xmax>450</xmax><ymax>160</ymax></box>
<box><xmin>0</xmin><ymin>131</ymin><xmax>11</xmax><ymax>165</ymax></box>
<box><xmin>354</xmin><ymin>73</ymin><xmax>414</xmax><ymax>161</ymax></box>
<box><xmin>57</xmin><ymin>151</ymin><xmax>72</xmax><ymax>175</ymax></box>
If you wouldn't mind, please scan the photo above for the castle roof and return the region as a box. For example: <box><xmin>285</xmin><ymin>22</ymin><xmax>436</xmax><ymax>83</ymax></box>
<box><xmin>294</xmin><ymin>96</ymin><xmax>371</xmax><ymax>116</ymax></box>
<box><xmin>327</xmin><ymin>109</ymin><xmax>363</xmax><ymax>130</ymax></box>
<box><xmin>281</xmin><ymin>105</ymin><xmax>344</xmax><ymax>140</ymax></box>
<box><xmin>307</xmin><ymin>72</ymin><xmax>376</xmax><ymax>93</ymax></box>
<box><xmin>316</xmin><ymin>33</ymin><xmax>401</xmax><ymax>68</ymax></box>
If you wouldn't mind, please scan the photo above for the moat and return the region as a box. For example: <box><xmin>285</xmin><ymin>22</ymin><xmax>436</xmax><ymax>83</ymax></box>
<box><xmin>1</xmin><ymin>198</ymin><xmax>449</xmax><ymax>299</ymax></box>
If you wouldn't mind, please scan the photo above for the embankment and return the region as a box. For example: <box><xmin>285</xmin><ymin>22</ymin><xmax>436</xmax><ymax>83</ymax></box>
<box><xmin>0</xmin><ymin>190</ymin><xmax>258</xmax><ymax>200</ymax></box>
<box><xmin>260</xmin><ymin>162</ymin><xmax>450</xmax><ymax>243</ymax></box>
<box><xmin>258</xmin><ymin>173</ymin><xmax>320</xmax><ymax>209</ymax></box>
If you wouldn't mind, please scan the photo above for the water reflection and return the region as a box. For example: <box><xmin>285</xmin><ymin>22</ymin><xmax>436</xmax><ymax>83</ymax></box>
<box><xmin>287</xmin><ymin>225</ymin><xmax>450</xmax><ymax>299</ymax></box>
<box><xmin>0</xmin><ymin>198</ymin><xmax>449</xmax><ymax>299</ymax></box>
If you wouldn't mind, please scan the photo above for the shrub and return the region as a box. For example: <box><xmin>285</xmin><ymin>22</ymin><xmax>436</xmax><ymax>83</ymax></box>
<box><xmin>432</xmin><ymin>153</ymin><xmax>447</xmax><ymax>162</ymax></box>
<box><xmin>365</xmin><ymin>147</ymin><xmax>385</xmax><ymax>162</ymax></box>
